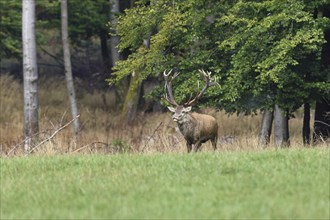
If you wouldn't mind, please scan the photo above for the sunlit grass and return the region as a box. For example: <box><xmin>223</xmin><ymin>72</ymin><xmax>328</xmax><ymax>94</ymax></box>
<box><xmin>1</xmin><ymin>148</ymin><xmax>329</xmax><ymax>219</ymax></box>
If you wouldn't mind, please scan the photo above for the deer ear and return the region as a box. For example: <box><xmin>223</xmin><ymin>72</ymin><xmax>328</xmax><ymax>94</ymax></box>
<box><xmin>167</xmin><ymin>106</ymin><xmax>176</xmax><ymax>113</ymax></box>
<box><xmin>183</xmin><ymin>106</ymin><xmax>192</xmax><ymax>112</ymax></box>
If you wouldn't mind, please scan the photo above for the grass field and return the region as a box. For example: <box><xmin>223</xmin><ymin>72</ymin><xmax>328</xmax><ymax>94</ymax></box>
<box><xmin>1</xmin><ymin>148</ymin><xmax>329</xmax><ymax>219</ymax></box>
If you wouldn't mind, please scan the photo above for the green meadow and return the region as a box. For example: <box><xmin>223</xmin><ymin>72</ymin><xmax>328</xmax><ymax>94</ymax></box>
<box><xmin>1</xmin><ymin>148</ymin><xmax>329</xmax><ymax>219</ymax></box>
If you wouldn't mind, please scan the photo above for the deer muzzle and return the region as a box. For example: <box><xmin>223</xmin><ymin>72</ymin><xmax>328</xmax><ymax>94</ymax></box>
<box><xmin>172</xmin><ymin>115</ymin><xmax>179</xmax><ymax>122</ymax></box>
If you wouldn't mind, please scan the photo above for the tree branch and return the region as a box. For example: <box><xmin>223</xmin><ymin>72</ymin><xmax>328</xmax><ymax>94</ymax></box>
<box><xmin>25</xmin><ymin>115</ymin><xmax>80</xmax><ymax>156</ymax></box>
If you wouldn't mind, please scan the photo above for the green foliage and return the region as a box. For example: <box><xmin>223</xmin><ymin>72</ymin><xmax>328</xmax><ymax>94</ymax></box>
<box><xmin>218</xmin><ymin>1</ymin><xmax>329</xmax><ymax>111</ymax></box>
<box><xmin>67</xmin><ymin>0</ymin><xmax>111</xmax><ymax>46</ymax></box>
<box><xmin>0</xmin><ymin>1</ymin><xmax>21</xmax><ymax>59</ymax></box>
<box><xmin>217</xmin><ymin>0</ymin><xmax>330</xmax><ymax>112</ymax></box>
<box><xmin>1</xmin><ymin>149</ymin><xmax>329</xmax><ymax>219</ymax></box>
<box><xmin>0</xmin><ymin>0</ymin><xmax>112</xmax><ymax>60</ymax></box>
<box><xmin>0</xmin><ymin>0</ymin><xmax>63</xmax><ymax>59</ymax></box>
<box><xmin>112</xmin><ymin>0</ymin><xmax>226</xmax><ymax>105</ymax></box>
<box><xmin>113</xmin><ymin>0</ymin><xmax>330</xmax><ymax>113</ymax></box>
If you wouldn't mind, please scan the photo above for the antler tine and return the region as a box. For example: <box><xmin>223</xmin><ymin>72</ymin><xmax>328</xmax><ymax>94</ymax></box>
<box><xmin>185</xmin><ymin>69</ymin><xmax>218</xmax><ymax>106</ymax></box>
<box><xmin>199</xmin><ymin>69</ymin><xmax>210</xmax><ymax>76</ymax></box>
<box><xmin>163</xmin><ymin>69</ymin><xmax>179</xmax><ymax>106</ymax></box>
<box><xmin>163</xmin><ymin>69</ymin><xmax>173</xmax><ymax>78</ymax></box>
<box><xmin>199</xmin><ymin>69</ymin><xmax>219</xmax><ymax>86</ymax></box>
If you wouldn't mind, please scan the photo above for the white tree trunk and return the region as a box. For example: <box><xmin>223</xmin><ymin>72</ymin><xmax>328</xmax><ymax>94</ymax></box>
<box><xmin>61</xmin><ymin>0</ymin><xmax>80</xmax><ymax>134</ymax></box>
<box><xmin>22</xmin><ymin>0</ymin><xmax>38</xmax><ymax>153</ymax></box>
<box><xmin>110</xmin><ymin>0</ymin><xmax>129</xmax><ymax>107</ymax></box>
<box><xmin>110</xmin><ymin>0</ymin><xmax>120</xmax><ymax>66</ymax></box>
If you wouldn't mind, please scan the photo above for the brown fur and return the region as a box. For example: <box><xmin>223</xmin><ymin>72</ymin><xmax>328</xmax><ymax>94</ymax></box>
<box><xmin>175</xmin><ymin>111</ymin><xmax>218</xmax><ymax>152</ymax></box>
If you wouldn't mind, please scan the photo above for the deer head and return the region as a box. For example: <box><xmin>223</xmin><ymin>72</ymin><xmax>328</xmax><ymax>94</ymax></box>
<box><xmin>163</xmin><ymin>69</ymin><xmax>218</xmax><ymax>123</ymax></box>
<box><xmin>167</xmin><ymin>105</ymin><xmax>192</xmax><ymax>123</ymax></box>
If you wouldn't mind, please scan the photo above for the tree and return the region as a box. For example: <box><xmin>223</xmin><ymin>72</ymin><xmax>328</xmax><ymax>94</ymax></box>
<box><xmin>258</xmin><ymin>109</ymin><xmax>274</xmax><ymax>146</ymax></box>
<box><xmin>113</xmin><ymin>0</ymin><xmax>168</xmax><ymax>123</ymax></box>
<box><xmin>113</xmin><ymin>0</ymin><xmax>330</xmax><ymax>141</ymax></box>
<box><xmin>22</xmin><ymin>0</ymin><xmax>38</xmax><ymax>153</ymax></box>
<box><xmin>112</xmin><ymin>0</ymin><xmax>221</xmax><ymax>109</ymax></box>
<box><xmin>120</xmin><ymin>37</ymin><xmax>150</xmax><ymax>124</ymax></box>
<box><xmin>109</xmin><ymin>0</ymin><xmax>121</xmax><ymax>67</ymax></box>
<box><xmin>274</xmin><ymin>105</ymin><xmax>290</xmax><ymax>147</ymax></box>
<box><xmin>303</xmin><ymin>103</ymin><xmax>311</xmax><ymax>145</ymax></box>
<box><xmin>216</xmin><ymin>0</ymin><xmax>329</xmax><ymax>146</ymax></box>
<box><xmin>61</xmin><ymin>0</ymin><xmax>80</xmax><ymax>134</ymax></box>
<box><xmin>66</xmin><ymin>0</ymin><xmax>112</xmax><ymax>73</ymax></box>
<box><xmin>109</xmin><ymin>0</ymin><xmax>129</xmax><ymax>108</ymax></box>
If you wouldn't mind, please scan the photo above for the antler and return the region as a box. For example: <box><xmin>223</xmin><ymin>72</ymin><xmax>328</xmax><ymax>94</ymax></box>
<box><xmin>163</xmin><ymin>69</ymin><xmax>179</xmax><ymax>106</ymax></box>
<box><xmin>184</xmin><ymin>69</ymin><xmax>218</xmax><ymax>106</ymax></box>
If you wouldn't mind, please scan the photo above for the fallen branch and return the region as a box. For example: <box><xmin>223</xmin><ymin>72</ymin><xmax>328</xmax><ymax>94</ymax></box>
<box><xmin>142</xmin><ymin>122</ymin><xmax>163</xmax><ymax>152</ymax></box>
<box><xmin>6</xmin><ymin>131</ymin><xmax>50</xmax><ymax>157</ymax></box>
<box><xmin>312</xmin><ymin>131</ymin><xmax>327</xmax><ymax>144</ymax></box>
<box><xmin>25</xmin><ymin>115</ymin><xmax>80</xmax><ymax>156</ymax></box>
<box><xmin>72</xmin><ymin>141</ymin><xmax>110</xmax><ymax>153</ymax></box>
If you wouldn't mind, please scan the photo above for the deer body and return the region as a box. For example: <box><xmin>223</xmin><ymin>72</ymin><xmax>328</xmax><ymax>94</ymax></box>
<box><xmin>164</xmin><ymin>69</ymin><xmax>219</xmax><ymax>153</ymax></box>
<box><xmin>176</xmin><ymin>112</ymin><xmax>218</xmax><ymax>152</ymax></box>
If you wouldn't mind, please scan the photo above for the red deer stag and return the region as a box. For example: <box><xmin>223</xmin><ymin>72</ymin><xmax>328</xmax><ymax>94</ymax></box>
<box><xmin>164</xmin><ymin>69</ymin><xmax>219</xmax><ymax>152</ymax></box>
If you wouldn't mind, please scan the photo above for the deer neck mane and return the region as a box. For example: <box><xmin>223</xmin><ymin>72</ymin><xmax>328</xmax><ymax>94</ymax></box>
<box><xmin>177</xmin><ymin>112</ymin><xmax>197</xmax><ymax>132</ymax></box>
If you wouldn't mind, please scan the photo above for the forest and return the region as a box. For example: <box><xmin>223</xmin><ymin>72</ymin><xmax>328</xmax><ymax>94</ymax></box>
<box><xmin>1</xmin><ymin>1</ymin><xmax>330</xmax><ymax>219</ymax></box>
<box><xmin>0</xmin><ymin>0</ymin><xmax>330</xmax><ymax>155</ymax></box>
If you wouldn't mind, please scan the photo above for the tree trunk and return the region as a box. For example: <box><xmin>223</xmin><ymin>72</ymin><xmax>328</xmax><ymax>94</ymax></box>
<box><xmin>99</xmin><ymin>29</ymin><xmax>111</xmax><ymax>73</ymax></box>
<box><xmin>120</xmin><ymin>25</ymin><xmax>151</xmax><ymax>124</ymax></box>
<box><xmin>274</xmin><ymin>104</ymin><xmax>290</xmax><ymax>147</ymax></box>
<box><xmin>313</xmin><ymin>98</ymin><xmax>330</xmax><ymax>144</ymax></box>
<box><xmin>120</xmin><ymin>71</ymin><xmax>142</xmax><ymax>124</ymax></box>
<box><xmin>110</xmin><ymin>0</ymin><xmax>128</xmax><ymax>107</ymax></box>
<box><xmin>258</xmin><ymin>109</ymin><xmax>274</xmax><ymax>146</ymax></box>
<box><xmin>61</xmin><ymin>0</ymin><xmax>80</xmax><ymax>134</ymax></box>
<box><xmin>22</xmin><ymin>0</ymin><xmax>38</xmax><ymax>153</ymax></box>
<box><xmin>110</xmin><ymin>0</ymin><xmax>120</xmax><ymax>67</ymax></box>
<box><xmin>303</xmin><ymin>103</ymin><xmax>311</xmax><ymax>145</ymax></box>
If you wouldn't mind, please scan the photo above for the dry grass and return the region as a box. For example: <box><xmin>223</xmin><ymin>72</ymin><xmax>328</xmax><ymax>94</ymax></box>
<box><xmin>0</xmin><ymin>74</ymin><xmax>325</xmax><ymax>156</ymax></box>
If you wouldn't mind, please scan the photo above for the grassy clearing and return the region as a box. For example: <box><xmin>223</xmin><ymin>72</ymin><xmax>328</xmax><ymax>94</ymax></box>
<box><xmin>1</xmin><ymin>148</ymin><xmax>329</xmax><ymax>219</ymax></box>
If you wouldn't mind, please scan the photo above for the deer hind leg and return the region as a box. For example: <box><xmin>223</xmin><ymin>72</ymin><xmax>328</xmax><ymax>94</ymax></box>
<box><xmin>194</xmin><ymin>141</ymin><xmax>202</xmax><ymax>152</ymax></box>
<box><xmin>211</xmin><ymin>136</ymin><xmax>217</xmax><ymax>150</ymax></box>
<box><xmin>186</xmin><ymin>142</ymin><xmax>193</xmax><ymax>153</ymax></box>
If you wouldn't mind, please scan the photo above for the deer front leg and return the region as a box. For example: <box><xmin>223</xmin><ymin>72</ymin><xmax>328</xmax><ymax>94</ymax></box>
<box><xmin>186</xmin><ymin>142</ymin><xmax>192</xmax><ymax>153</ymax></box>
<box><xmin>211</xmin><ymin>136</ymin><xmax>217</xmax><ymax>150</ymax></box>
<box><xmin>194</xmin><ymin>141</ymin><xmax>202</xmax><ymax>152</ymax></box>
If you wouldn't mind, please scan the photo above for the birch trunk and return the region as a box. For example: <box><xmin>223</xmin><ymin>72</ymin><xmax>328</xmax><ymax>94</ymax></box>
<box><xmin>258</xmin><ymin>109</ymin><xmax>274</xmax><ymax>146</ymax></box>
<box><xmin>110</xmin><ymin>0</ymin><xmax>128</xmax><ymax>107</ymax></box>
<box><xmin>22</xmin><ymin>0</ymin><xmax>38</xmax><ymax>153</ymax></box>
<box><xmin>274</xmin><ymin>104</ymin><xmax>290</xmax><ymax>147</ymax></box>
<box><xmin>110</xmin><ymin>0</ymin><xmax>120</xmax><ymax>67</ymax></box>
<box><xmin>61</xmin><ymin>0</ymin><xmax>80</xmax><ymax>134</ymax></box>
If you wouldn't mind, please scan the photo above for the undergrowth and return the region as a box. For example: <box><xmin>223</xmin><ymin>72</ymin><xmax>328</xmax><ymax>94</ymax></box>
<box><xmin>0</xmin><ymin>74</ymin><xmax>326</xmax><ymax>156</ymax></box>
